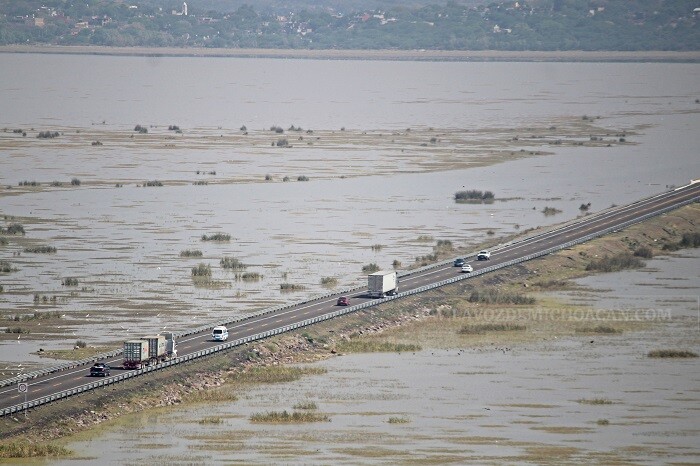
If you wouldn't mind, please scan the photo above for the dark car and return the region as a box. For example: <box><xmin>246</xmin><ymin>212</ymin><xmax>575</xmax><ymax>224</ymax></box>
<box><xmin>337</xmin><ymin>296</ymin><xmax>350</xmax><ymax>306</ymax></box>
<box><xmin>90</xmin><ymin>362</ymin><xmax>111</xmax><ymax>377</ymax></box>
<box><xmin>453</xmin><ymin>258</ymin><xmax>465</xmax><ymax>267</ymax></box>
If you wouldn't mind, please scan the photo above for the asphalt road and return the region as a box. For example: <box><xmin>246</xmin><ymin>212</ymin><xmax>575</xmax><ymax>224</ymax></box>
<box><xmin>1</xmin><ymin>181</ymin><xmax>698</xmax><ymax>412</ymax></box>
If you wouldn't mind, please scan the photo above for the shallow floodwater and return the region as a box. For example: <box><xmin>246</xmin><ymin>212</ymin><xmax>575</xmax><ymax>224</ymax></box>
<box><xmin>52</xmin><ymin>251</ymin><xmax>700</xmax><ymax>464</ymax></box>
<box><xmin>0</xmin><ymin>56</ymin><xmax>699</xmax><ymax>372</ymax></box>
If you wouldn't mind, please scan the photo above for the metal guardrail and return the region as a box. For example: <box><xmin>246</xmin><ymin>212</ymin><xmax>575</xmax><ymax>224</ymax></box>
<box><xmin>1</xmin><ymin>193</ymin><xmax>697</xmax><ymax>416</ymax></box>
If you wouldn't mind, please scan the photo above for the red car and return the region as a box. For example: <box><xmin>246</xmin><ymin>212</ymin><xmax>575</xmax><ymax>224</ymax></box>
<box><xmin>337</xmin><ymin>296</ymin><xmax>350</xmax><ymax>306</ymax></box>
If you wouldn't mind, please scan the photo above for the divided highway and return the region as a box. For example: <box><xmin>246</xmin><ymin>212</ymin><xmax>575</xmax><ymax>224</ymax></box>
<box><xmin>1</xmin><ymin>181</ymin><xmax>699</xmax><ymax>415</ymax></box>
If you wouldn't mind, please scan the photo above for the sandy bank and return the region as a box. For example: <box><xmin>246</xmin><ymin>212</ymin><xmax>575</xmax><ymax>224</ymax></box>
<box><xmin>2</xmin><ymin>45</ymin><xmax>699</xmax><ymax>62</ymax></box>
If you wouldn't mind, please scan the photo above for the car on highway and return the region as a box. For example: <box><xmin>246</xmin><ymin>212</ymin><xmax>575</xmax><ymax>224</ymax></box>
<box><xmin>337</xmin><ymin>296</ymin><xmax>350</xmax><ymax>306</ymax></box>
<box><xmin>453</xmin><ymin>258</ymin><xmax>465</xmax><ymax>267</ymax></box>
<box><xmin>477</xmin><ymin>250</ymin><xmax>491</xmax><ymax>261</ymax></box>
<box><xmin>90</xmin><ymin>362</ymin><xmax>110</xmax><ymax>377</ymax></box>
<box><xmin>461</xmin><ymin>264</ymin><xmax>473</xmax><ymax>273</ymax></box>
<box><xmin>212</xmin><ymin>325</ymin><xmax>229</xmax><ymax>342</ymax></box>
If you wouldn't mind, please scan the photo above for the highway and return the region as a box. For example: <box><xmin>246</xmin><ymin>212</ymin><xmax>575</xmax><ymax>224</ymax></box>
<box><xmin>1</xmin><ymin>181</ymin><xmax>699</xmax><ymax>414</ymax></box>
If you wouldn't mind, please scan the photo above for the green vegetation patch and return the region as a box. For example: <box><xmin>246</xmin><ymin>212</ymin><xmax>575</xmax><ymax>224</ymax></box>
<box><xmin>336</xmin><ymin>340</ymin><xmax>421</xmax><ymax>353</ymax></box>
<box><xmin>663</xmin><ymin>232</ymin><xmax>700</xmax><ymax>251</ymax></box>
<box><xmin>236</xmin><ymin>272</ymin><xmax>261</xmax><ymax>281</ymax></box>
<box><xmin>387</xmin><ymin>416</ymin><xmax>410</xmax><ymax>424</ymax></box>
<box><xmin>468</xmin><ymin>289</ymin><xmax>535</xmax><ymax>305</ymax></box>
<box><xmin>455</xmin><ymin>190</ymin><xmax>495</xmax><ymax>203</ymax></box>
<box><xmin>542</xmin><ymin>206</ymin><xmax>562</xmax><ymax>216</ymax></box>
<box><xmin>647</xmin><ymin>349</ymin><xmax>698</xmax><ymax>358</ymax></box>
<box><xmin>201</xmin><ymin>233</ymin><xmax>231</xmax><ymax>242</ymax></box>
<box><xmin>585</xmin><ymin>252</ymin><xmax>644</xmax><ymax>272</ymax></box>
<box><xmin>0</xmin><ymin>442</ymin><xmax>71</xmax><ymax>458</ymax></box>
<box><xmin>220</xmin><ymin>257</ymin><xmax>246</xmax><ymax>270</ymax></box>
<box><xmin>23</xmin><ymin>245</ymin><xmax>57</xmax><ymax>253</ymax></box>
<box><xmin>191</xmin><ymin>263</ymin><xmax>212</xmax><ymax>277</ymax></box>
<box><xmin>575</xmin><ymin>325</ymin><xmax>622</xmax><ymax>334</ymax></box>
<box><xmin>577</xmin><ymin>398</ymin><xmax>614</xmax><ymax>405</ymax></box>
<box><xmin>320</xmin><ymin>277</ymin><xmax>338</xmax><ymax>286</ymax></box>
<box><xmin>459</xmin><ymin>323</ymin><xmax>526</xmax><ymax>334</ymax></box>
<box><xmin>198</xmin><ymin>416</ymin><xmax>223</xmax><ymax>425</ymax></box>
<box><xmin>0</xmin><ymin>261</ymin><xmax>15</xmax><ymax>273</ymax></box>
<box><xmin>180</xmin><ymin>249</ymin><xmax>203</xmax><ymax>257</ymax></box>
<box><xmin>293</xmin><ymin>401</ymin><xmax>318</xmax><ymax>410</ymax></box>
<box><xmin>280</xmin><ymin>283</ymin><xmax>305</xmax><ymax>291</ymax></box>
<box><xmin>250</xmin><ymin>410</ymin><xmax>329</xmax><ymax>423</ymax></box>
<box><xmin>228</xmin><ymin>366</ymin><xmax>327</xmax><ymax>384</ymax></box>
<box><xmin>362</xmin><ymin>263</ymin><xmax>380</xmax><ymax>273</ymax></box>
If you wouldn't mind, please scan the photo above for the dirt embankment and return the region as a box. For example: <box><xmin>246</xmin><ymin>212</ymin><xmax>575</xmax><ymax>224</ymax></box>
<box><xmin>1</xmin><ymin>202</ymin><xmax>698</xmax><ymax>451</ymax></box>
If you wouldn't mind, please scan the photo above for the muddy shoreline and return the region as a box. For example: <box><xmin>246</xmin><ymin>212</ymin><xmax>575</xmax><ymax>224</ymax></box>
<box><xmin>2</xmin><ymin>45</ymin><xmax>700</xmax><ymax>62</ymax></box>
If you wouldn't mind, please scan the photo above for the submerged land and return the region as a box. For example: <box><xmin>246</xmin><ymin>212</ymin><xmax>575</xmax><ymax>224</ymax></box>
<box><xmin>1</xmin><ymin>201</ymin><xmax>698</xmax><ymax>462</ymax></box>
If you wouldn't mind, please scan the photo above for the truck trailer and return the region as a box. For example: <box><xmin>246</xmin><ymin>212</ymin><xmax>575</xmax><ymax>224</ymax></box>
<box><xmin>368</xmin><ymin>270</ymin><xmax>399</xmax><ymax>298</ymax></box>
<box><xmin>123</xmin><ymin>333</ymin><xmax>177</xmax><ymax>369</ymax></box>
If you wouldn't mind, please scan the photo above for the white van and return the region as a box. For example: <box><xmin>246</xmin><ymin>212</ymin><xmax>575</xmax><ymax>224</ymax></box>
<box><xmin>212</xmin><ymin>325</ymin><xmax>229</xmax><ymax>341</ymax></box>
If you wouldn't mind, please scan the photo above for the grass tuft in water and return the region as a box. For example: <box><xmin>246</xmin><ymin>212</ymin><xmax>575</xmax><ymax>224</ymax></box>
<box><xmin>293</xmin><ymin>401</ymin><xmax>318</xmax><ymax>410</ymax></box>
<box><xmin>250</xmin><ymin>410</ymin><xmax>329</xmax><ymax>423</ymax></box>
<box><xmin>647</xmin><ymin>349</ymin><xmax>698</xmax><ymax>358</ymax></box>
<box><xmin>459</xmin><ymin>323</ymin><xmax>526</xmax><ymax>334</ymax></box>
<box><xmin>0</xmin><ymin>442</ymin><xmax>71</xmax><ymax>458</ymax></box>
<box><xmin>388</xmin><ymin>416</ymin><xmax>410</xmax><ymax>424</ymax></box>
<box><xmin>577</xmin><ymin>398</ymin><xmax>614</xmax><ymax>405</ymax></box>
<box><xmin>336</xmin><ymin>340</ymin><xmax>421</xmax><ymax>353</ymax></box>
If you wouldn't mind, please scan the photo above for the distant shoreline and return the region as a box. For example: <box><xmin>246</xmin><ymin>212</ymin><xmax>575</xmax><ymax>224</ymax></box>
<box><xmin>2</xmin><ymin>45</ymin><xmax>699</xmax><ymax>62</ymax></box>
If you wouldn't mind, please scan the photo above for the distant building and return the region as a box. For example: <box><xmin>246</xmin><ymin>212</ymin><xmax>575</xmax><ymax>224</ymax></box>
<box><xmin>172</xmin><ymin>3</ymin><xmax>188</xmax><ymax>16</ymax></box>
<box><xmin>33</xmin><ymin>17</ymin><xmax>45</xmax><ymax>27</ymax></box>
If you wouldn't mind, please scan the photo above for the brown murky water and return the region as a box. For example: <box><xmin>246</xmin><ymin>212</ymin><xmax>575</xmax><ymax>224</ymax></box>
<box><xmin>0</xmin><ymin>58</ymin><xmax>698</xmax><ymax>383</ymax></box>
<box><xmin>44</xmin><ymin>249</ymin><xmax>700</xmax><ymax>464</ymax></box>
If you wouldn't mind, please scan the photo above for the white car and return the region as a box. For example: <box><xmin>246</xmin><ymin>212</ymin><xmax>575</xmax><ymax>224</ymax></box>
<box><xmin>477</xmin><ymin>250</ymin><xmax>491</xmax><ymax>261</ymax></box>
<box><xmin>212</xmin><ymin>325</ymin><xmax>229</xmax><ymax>341</ymax></box>
<box><xmin>461</xmin><ymin>264</ymin><xmax>473</xmax><ymax>273</ymax></box>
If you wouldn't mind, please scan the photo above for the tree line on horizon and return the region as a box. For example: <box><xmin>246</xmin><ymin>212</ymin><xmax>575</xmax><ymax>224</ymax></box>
<box><xmin>0</xmin><ymin>0</ymin><xmax>697</xmax><ymax>51</ymax></box>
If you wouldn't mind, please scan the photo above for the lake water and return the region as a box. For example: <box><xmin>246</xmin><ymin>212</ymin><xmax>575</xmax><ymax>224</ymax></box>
<box><xmin>0</xmin><ymin>54</ymin><xmax>699</xmax><ymax>367</ymax></box>
<box><xmin>51</xmin><ymin>250</ymin><xmax>700</xmax><ymax>465</ymax></box>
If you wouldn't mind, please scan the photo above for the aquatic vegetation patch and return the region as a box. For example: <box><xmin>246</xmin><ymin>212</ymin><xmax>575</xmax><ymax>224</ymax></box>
<box><xmin>228</xmin><ymin>366</ymin><xmax>327</xmax><ymax>384</ymax></box>
<box><xmin>0</xmin><ymin>442</ymin><xmax>71</xmax><ymax>458</ymax></box>
<box><xmin>335</xmin><ymin>340</ymin><xmax>421</xmax><ymax>353</ymax></box>
<box><xmin>249</xmin><ymin>410</ymin><xmax>330</xmax><ymax>423</ymax></box>
<box><xmin>647</xmin><ymin>349</ymin><xmax>698</xmax><ymax>358</ymax></box>
<box><xmin>458</xmin><ymin>323</ymin><xmax>526</xmax><ymax>334</ymax></box>
<box><xmin>575</xmin><ymin>325</ymin><xmax>622</xmax><ymax>334</ymax></box>
<box><xmin>586</xmin><ymin>252</ymin><xmax>644</xmax><ymax>272</ymax></box>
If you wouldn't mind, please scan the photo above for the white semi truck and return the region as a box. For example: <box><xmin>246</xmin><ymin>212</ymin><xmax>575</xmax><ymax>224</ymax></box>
<box><xmin>367</xmin><ymin>270</ymin><xmax>399</xmax><ymax>298</ymax></box>
<box><xmin>123</xmin><ymin>332</ymin><xmax>177</xmax><ymax>369</ymax></box>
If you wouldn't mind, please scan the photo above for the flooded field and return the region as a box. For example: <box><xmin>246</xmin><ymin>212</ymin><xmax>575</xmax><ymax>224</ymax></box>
<box><xmin>47</xmin><ymin>249</ymin><xmax>700</xmax><ymax>465</ymax></box>
<box><xmin>0</xmin><ymin>57</ymin><xmax>699</xmax><ymax>378</ymax></box>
